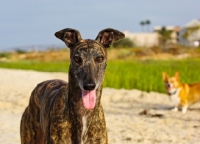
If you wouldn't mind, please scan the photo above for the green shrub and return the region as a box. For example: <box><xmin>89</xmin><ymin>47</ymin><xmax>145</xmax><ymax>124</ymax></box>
<box><xmin>112</xmin><ymin>38</ymin><xmax>135</xmax><ymax>48</ymax></box>
<box><xmin>0</xmin><ymin>52</ymin><xmax>10</xmax><ymax>58</ymax></box>
<box><xmin>15</xmin><ymin>49</ymin><xmax>27</xmax><ymax>54</ymax></box>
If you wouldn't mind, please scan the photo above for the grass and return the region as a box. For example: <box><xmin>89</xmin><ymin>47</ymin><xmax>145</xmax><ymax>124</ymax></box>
<box><xmin>105</xmin><ymin>59</ymin><xmax>200</xmax><ymax>93</ymax></box>
<box><xmin>0</xmin><ymin>60</ymin><xmax>70</xmax><ymax>72</ymax></box>
<box><xmin>1</xmin><ymin>59</ymin><xmax>200</xmax><ymax>93</ymax></box>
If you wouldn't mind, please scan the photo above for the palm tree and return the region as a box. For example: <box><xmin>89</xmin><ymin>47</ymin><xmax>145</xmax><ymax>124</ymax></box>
<box><xmin>145</xmin><ymin>20</ymin><xmax>151</xmax><ymax>32</ymax></box>
<box><xmin>140</xmin><ymin>21</ymin><xmax>145</xmax><ymax>32</ymax></box>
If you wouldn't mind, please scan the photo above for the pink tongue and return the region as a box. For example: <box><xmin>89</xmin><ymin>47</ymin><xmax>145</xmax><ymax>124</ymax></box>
<box><xmin>82</xmin><ymin>90</ymin><xmax>96</xmax><ymax>110</ymax></box>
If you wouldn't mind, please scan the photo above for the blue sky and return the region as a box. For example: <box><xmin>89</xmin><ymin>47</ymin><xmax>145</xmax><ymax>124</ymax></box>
<box><xmin>0</xmin><ymin>0</ymin><xmax>199</xmax><ymax>50</ymax></box>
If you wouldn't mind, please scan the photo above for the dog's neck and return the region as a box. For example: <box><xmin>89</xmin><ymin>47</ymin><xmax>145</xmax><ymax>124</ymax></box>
<box><xmin>168</xmin><ymin>88</ymin><xmax>181</xmax><ymax>99</ymax></box>
<box><xmin>168</xmin><ymin>90</ymin><xmax>178</xmax><ymax>96</ymax></box>
<box><xmin>67</xmin><ymin>68</ymin><xmax>102</xmax><ymax>143</ymax></box>
<box><xmin>168</xmin><ymin>82</ymin><xmax>184</xmax><ymax>96</ymax></box>
<box><xmin>68</xmin><ymin>69</ymin><xmax>102</xmax><ymax>113</ymax></box>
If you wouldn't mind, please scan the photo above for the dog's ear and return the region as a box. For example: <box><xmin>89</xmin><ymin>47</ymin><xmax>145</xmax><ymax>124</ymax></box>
<box><xmin>175</xmin><ymin>72</ymin><xmax>180</xmax><ymax>80</ymax></box>
<box><xmin>55</xmin><ymin>28</ymin><xmax>82</xmax><ymax>49</ymax></box>
<box><xmin>95</xmin><ymin>28</ymin><xmax>125</xmax><ymax>48</ymax></box>
<box><xmin>162</xmin><ymin>72</ymin><xmax>168</xmax><ymax>81</ymax></box>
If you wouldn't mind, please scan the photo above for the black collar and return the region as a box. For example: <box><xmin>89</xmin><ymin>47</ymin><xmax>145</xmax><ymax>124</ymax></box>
<box><xmin>168</xmin><ymin>90</ymin><xmax>177</xmax><ymax>96</ymax></box>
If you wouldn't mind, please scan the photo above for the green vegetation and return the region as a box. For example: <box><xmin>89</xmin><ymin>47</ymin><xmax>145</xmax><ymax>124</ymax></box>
<box><xmin>182</xmin><ymin>25</ymin><xmax>200</xmax><ymax>40</ymax></box>
<box><xmin>157</xmin><ymin>26</ymin><xmax>173</xmax><ymax>49</ymax></box>
<box><xmin>1</xmin><ymin>59</ymin><xmax>200</xmax><ymax>93</ymax></box>
<box><xmin>15</xmin><ymin>49</ymin><xmax>27</xmax><ymax>54</ymax></box>
<box><xmin>112</xmin><ymin>38</ymin><xmax>135</xmax><ymax>48</ymax></box>
<box><xmin>0</xmin><ymin>52</ymin><xmax>11</xmax><ymax>58</ymax></box>
<box><xmin>104</xmin><ymin>59</ymin><xmax>200</xmax><ymax>93</ymax></box>
<box><xmin>0</xmin><ymin>60</ymin><xmax>70</xmax><ymax>72</ymax></box>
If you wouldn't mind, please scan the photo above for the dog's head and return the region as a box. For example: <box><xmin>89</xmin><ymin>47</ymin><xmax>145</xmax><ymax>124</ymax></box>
<box><xmin>162</xmin><ymin>72</ymin><xmax>181</xmax><ymax>94</ymax></box>
<box><xmin>55</xmin><ymin>28</ymin><xmax>124</xmax><ymax>109</ymax></box>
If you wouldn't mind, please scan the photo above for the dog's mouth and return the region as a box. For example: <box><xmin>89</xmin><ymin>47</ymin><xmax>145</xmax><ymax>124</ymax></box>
<box><xmin>82</xmin><ymin>90</ymin><xmax>96</xmax><ymax>110</ymax></box>
<box><xmin>165</xmin><ymin>83</ymin><xmax>173</xmax><ymax>90</ymax></box>
<box><xmin>166</xmin><ymin>86</ymin><xmax>172</xmax><ymax>90</ymax></box>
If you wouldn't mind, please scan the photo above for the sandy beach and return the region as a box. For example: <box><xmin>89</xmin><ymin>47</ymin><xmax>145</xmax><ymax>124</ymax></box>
<box><xmin>0</xmin><ymin>68</ymin><xmax>199</xmax><ymax>144</ymax></box>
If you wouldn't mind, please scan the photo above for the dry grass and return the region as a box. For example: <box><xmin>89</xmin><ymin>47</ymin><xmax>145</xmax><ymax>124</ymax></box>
<box><xmin>1</xmin><ymin>46</ymin><xmax>200</xmax><ymax>62</ymax></box>
<box><xmin>3</xmin><ymin>49</ymin><xmax>70</xmax><ymax>62</ymax></box>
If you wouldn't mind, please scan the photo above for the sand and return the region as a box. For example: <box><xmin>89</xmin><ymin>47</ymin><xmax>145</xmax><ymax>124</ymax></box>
<box><xmin>0</xmin><ymin>68</ymin><xmax>199</xmax><ymax>144</ymax></box>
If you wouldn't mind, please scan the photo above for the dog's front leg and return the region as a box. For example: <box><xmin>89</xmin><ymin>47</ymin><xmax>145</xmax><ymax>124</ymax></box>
<box><xmin>47</xmin><ymin>119</ymin><xmax>72</xmax><ymax>144</ymax></box>
<box><xmin>181</xmin><ymin>105</ymin><xmax>188</xmax><ymax>113</ymax></box>
<box><xmin>170</xmin><ymin>106</ymin><xmax>178</xmax><ymax>112</ymax></box>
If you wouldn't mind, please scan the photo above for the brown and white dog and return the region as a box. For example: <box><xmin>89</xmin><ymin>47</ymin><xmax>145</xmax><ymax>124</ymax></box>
<box><xmin>20</xmin><ymin>28</ymin><xmax>125</xmax><ymax>144</ymax></box>
<box><xmin>162</xmin><ymin>72</ymin><xmax>200</xmax><ymax>113</ymax></box>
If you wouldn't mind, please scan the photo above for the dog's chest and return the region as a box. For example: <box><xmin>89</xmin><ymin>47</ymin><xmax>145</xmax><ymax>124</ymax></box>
<box><xmin>81</xmin><ymin>115</ymin><xmax>88</xmax><ymax>144</ymax></box>
<box><xmin>170</xmin><ymin>88</ymin><xmax>181</xmax><ymax>105</ymax></box>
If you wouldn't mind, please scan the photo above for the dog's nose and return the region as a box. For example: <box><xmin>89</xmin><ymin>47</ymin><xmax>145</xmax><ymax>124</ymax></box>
<box><xmin>166</xmin><ymin>83</ymin><xmax>171</xmax><ymax>88</ymax></box>
<box><xmin>83</xmin><ymin>82</ymin><xmax>96</xmax><ymax>90</ymax></box>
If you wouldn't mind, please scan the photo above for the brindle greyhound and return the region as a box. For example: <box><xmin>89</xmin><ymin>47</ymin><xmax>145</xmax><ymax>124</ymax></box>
<box><xmin>20</xmin><ymin>28</ymin><xmax>124</xmax><ymax>144</ymax></box>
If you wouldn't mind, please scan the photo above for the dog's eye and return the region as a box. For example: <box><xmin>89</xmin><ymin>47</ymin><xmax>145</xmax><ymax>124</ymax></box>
<box><xmin>74</xmin><ymin>56</ymin><xmax>82</xmax><ymax>63</ymax></box>
<box><xmin>96</xmin><ymin>56</ymin><xmax>104</xmax><ymax>63</ymax></box>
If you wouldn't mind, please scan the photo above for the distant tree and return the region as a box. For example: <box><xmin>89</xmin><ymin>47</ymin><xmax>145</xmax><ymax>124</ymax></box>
<box><xmin>145</xmin><ymin>20</ymin><xmax>151</xmax><ymax>32</ymax></box>
<box><xmin>0</xmin><ymin>52</ymin><xmax>10</xmax><ymax>58</ymax></box>
<box><xmin>182</xmin><ymin>26</ymin><xmax>200</xmax><ymax>41</ymax></box>
<box><xmin>15</xmin><ymin>49</ymin><xmax>27</xmax><ymax>54</ymax></box>
<box><xmin>140</xmin><ymin>21</ymin><xmax>145</xmax><ymax>32</ymax></box>
<box><xmin>158</xmin><ymin>26</ymin><xmax>172</xmax><ymax>49</ymax></box>
<box><xmin>112</xmin><ymin>38</ymin><xmax>135</xmax><ymax>48</ymax></box>
<box><xmin>140</xmin><ymin>20</ymin><xmax>151</xmax><ymax>32</ymax></box>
